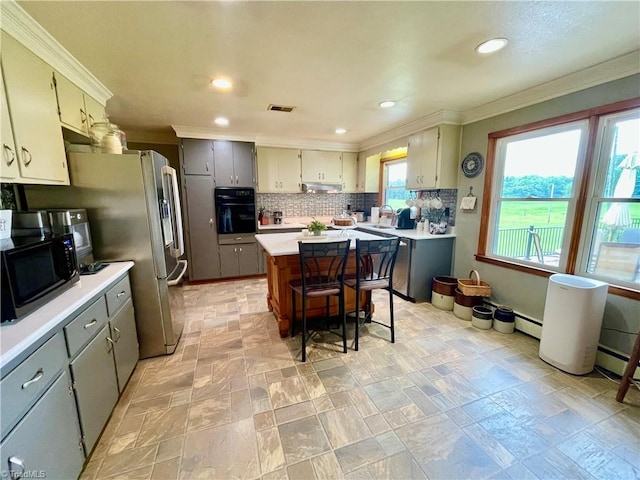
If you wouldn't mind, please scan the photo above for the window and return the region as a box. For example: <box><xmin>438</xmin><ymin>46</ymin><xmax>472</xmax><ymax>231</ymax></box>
<box><xmin>382</xmin><ymin>159</ymin><xmax>411</xmax><ymax>210</ymax></box>
<box><xmin>479</xmin><ymin>99</ymin><xmax>640</xmax><ymax>296</ymax></box>
<box><xmin>582</xmin><ymin>110</ymin><xmax>640</xmax><ymax>287</ymax></box>
<box><xmin>487</xmin><ymin>122</ymin><xmax>588</xmax><ymax>270</ymax></box>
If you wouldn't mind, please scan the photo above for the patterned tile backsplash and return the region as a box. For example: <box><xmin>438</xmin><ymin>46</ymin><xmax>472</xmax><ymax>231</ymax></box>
<box><xmin>257</xmin><ymin>189</ymin><xmax>458</xmax><ymax>225</ymax></box>
<box><xmin>257</xmin><ymin>193</ymin><xmax>379</xmax><ymax>218</ymax></box>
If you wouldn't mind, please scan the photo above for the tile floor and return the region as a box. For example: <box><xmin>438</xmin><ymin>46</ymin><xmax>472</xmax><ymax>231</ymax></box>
<box><xmin>80</xmin><ymin>277</ymin><xmax>640</xmax><ymax>479</ymax></box>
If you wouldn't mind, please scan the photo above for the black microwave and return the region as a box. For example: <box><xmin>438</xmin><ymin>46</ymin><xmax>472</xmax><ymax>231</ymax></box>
<box><xmin>1</xmin><ymin>233</ymin><xmax>79</xmax><ymax>323</ymax></box>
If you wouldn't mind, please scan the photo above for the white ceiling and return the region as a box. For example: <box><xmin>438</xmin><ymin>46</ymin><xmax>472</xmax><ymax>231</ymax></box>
<box><xmin>15</xmin><ymin>1</ymin><xmax>640</xmax><ymax>149</ymax></box>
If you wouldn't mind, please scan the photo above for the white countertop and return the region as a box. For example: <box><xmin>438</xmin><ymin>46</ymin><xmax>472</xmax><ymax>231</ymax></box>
<box><xmin>256</xmin><ymin>230</ymin><xmax>386</xmax><ymax>256</ymax></box>
<box><xmin>0</xmin><ymin>261</ymin><xmax>134</xmax><ymax>371</ymax></box>
<box><xmin>355</xmin><ymin>223</ymin><xmax>456</xmax><ymax>241</ymax></box>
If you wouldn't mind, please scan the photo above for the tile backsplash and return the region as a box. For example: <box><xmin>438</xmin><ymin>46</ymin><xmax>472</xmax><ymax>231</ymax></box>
<box><xmin>257</xmin><ymin>193</ymin><xmax>378</xmax><ymax>218</ymax></box>
<box><xmin>257</xmin><ymin>189</ymin><xmax>458</xmax><ymax>225</ymax></box>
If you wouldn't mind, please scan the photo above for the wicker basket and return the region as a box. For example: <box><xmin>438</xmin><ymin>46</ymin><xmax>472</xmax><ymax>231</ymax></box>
<box><xmin>457</xmin><ymin>270</ymin><xmax>491</xmax><ymax>297</ymax></box>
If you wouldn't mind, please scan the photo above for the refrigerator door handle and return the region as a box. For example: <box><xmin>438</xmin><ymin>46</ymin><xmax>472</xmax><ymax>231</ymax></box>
<box><xmin>167</xmin><ymin>260</ymin><xmax>188</xmax><ymax>286</ymax></box>
<box><xmin>162</xmin><ymin>165</ymin><xmax>185</xmax><ymax>258</ymax></box>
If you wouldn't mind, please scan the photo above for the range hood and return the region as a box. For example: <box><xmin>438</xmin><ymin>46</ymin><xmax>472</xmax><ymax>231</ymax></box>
<box><xmin>301</xmin><ymin>183</ymin><xmax>342</xmax><ymax>193</ymax></box>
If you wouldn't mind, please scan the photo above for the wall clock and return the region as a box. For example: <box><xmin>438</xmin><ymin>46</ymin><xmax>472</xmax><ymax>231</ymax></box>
<box><xmin>461</xmin><ymin>152</ymin><xmax>484</xmax><ymax>178</ymax></box>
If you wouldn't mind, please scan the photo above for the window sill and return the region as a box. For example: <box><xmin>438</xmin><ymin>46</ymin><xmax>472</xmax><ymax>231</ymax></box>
<box><xmin>475</xmin><ymin>254</ymin><xmax>640</xmax><ymax>300</ymax></box>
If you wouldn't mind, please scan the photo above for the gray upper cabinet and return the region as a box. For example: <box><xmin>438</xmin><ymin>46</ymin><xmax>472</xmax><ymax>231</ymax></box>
<box><xmin>181</xmin><ymin>138</ymin><xmax>213</xmax><ymax>175</ymax></box>
<box><xmin>0</xmin><ymin>371</ymin><xmax>84</xmax><ymax>480</ymax></box>
<box><xmin>69</xmin><ymin>324</ymin><xmax>119</xmax><ymax>454</ymax></box>
<box><xmin>213</xmin><ymin>140</ymin><xmax>255</xmax><ymax>187</ymax></box>
<box><xmin>184</xmin><ymin>175</ymin><xmax>220</xmax><ymax>280</ymax></box>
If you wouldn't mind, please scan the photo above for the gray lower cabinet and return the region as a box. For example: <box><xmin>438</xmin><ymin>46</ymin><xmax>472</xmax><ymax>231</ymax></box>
<box><xmin>184</xmin><ymin>175</ymin><xmax>220</xmax><ymax>280</ymax></box>
<box><xmin>220</xmin><ymin>243</ymin><xmax>259</xmax><ymax>277</ymax></box>
<box><xmin>0</xmin><ymin>371</ymin><xmax>84</xmax><ymax>480</ymax></box>
<box><xmin>407</xmin><ymin>237</ymin><xmax>455</xmax><ymax>301</ymax></box>
<box><xmin>110</xmin><ymin>299</ymin><xmax>138</xmax><ymax>393</ymax></box>
<box><xmin>70</xmin><ymin>324</ymin><xmax>119</xmax><ymax>454</ymax></box>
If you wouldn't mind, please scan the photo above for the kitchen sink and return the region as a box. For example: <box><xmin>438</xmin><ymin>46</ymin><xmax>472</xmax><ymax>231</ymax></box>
<box><xmin>368</xmin><ymin>224</ymin><xmax>396</xmax><ymax>230</ymax></box>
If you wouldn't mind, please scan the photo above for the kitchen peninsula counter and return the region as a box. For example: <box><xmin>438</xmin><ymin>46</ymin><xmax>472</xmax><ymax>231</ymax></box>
<box><xmin>1</xmin><ymin>261</ymin><xmax>134</xmax><ymax>372</ymax></box>
<box><xmin>256</xmin><ymin>230</ymin><xmax>384</xmax><ymax>337</ymax></box>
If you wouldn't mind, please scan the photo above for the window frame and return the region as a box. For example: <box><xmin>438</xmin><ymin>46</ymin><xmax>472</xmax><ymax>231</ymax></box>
<box><xmin>380</xmin><ymin>154</ymin><xmax>409</xmax><ymax>208</ymax></box>
<box><xmin>477</xmin><ymin>97</ymin><xmax>640</xmax><ymax>299</ymax></box>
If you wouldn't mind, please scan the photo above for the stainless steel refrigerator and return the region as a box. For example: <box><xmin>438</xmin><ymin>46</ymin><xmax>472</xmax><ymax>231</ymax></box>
<box><xmin>26</xmin><ymin>150</ymin><xmax>187</xmax><ymax>358</ymax></box>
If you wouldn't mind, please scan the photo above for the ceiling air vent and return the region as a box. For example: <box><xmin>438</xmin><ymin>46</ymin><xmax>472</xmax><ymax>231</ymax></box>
<box><xmin>267</xmin><ymin>104</ymin><xmax>295</xmax><ymax>113</ymax></box>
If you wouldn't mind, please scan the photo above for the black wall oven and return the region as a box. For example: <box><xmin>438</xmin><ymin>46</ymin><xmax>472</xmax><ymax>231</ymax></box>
<box><xmin>1</xmin><ymin>233</ymin><xmax>79</xmax><ymax>323</ymax></box>
<box><xmin>214</xmin><ymin>187</ymin><xmax>256</xmax><ymax>235</ymax></box>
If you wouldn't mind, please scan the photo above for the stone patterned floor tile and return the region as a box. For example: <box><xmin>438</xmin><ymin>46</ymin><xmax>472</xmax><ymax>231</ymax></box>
<box><xmin>78</xmin><ymin>277</ymin><xmax>639</xmax><ymax>480</ymax></box>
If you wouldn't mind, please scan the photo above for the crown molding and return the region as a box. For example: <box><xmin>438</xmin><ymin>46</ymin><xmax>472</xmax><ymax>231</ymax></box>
<box><xmin>461</xmin><ymin>51</ymin><xmax>640</xmax><ymax>125</ymax></box>
<box><xmin>0</xmin><ymin>0</ymin><xmax>112</xmax><ymax>104</ymax></box>
<box><xmin>358</xmin><ymin>110</ymin><xmax>463</xmax><ymax>152</ymax></box>
<box><xmin>172</xmin><ymin>126</ymin><xmax>359</xmax><ymax>151</ymax></box>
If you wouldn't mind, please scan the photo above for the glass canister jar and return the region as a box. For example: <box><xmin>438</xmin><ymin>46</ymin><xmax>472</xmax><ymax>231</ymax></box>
<box><xmin>89</xmin><ymin>122</ymin><xmax>123</xmax><ymax>154</ymax></box>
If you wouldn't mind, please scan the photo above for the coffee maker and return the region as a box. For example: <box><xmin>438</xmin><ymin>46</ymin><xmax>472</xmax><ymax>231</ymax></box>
<box><xmin>48</xmin><ymin>209</ymin><xmax>100</xmax><ymax>272</ymax></box>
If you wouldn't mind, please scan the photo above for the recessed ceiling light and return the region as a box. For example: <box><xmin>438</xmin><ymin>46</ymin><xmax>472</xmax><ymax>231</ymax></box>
<box><xmin>335</xmin><ymin>128</ymin><xmax>346</xmax><ymax>135</ymax></box>
<box><xmin>214</xmin><ymin>117</ymin><xmax>229</xmax><ymax>126</ymax></box>
<box><xmin>475</xmin><ymin>38</ymin><xmax>508</xmax><ymax>54</ymax></box>
<box><xmin>211</xmin><ymin>78</ymin><xmax>232</xmax><ymax>89</ymax></box>
<box><xmin>379</xmin><ymin>100</ymin><xmax>396</xmax><ymax>108</ymax></box>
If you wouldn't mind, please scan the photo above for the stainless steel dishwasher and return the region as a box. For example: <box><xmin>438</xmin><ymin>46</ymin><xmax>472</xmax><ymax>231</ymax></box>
<box><xmin>392</xmin><ymin>237</ymin><xmax>411</xmax><ymax>297</ymax></box>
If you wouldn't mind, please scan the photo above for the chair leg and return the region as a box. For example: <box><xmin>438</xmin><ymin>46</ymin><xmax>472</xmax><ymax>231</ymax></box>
<box><xmin>389</xmin><ymin>287</ymin><xmax>395</xmax><ymax>343</ymax></box>
<box><xmin>616</xmin><ymin>330</ymin><xmax>640</xmax><ymax>402</ymax></box>
<box><xmin>301</xmin><ymin>294</ymin><xmax>307</xmax><ymax>363</ymax></box>
<box><xmin>340</xmin><ymin>291</ymin><xmax>347</xmax><ymax>353</ymax></box>
<box><xmin>291</xmin><ymin>290</ymin><xmax>296</xmax><ymax>337</ymax></box>
<box><xmin>354</xmin><ymin>286</ymin><xmax>360</xmax><ymax>351</ymax></box>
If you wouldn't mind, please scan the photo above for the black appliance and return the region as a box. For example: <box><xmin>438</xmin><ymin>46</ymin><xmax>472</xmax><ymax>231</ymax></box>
<box><xmin>396</xmin><ymin>208</ymin><xmax>416</xmax><ymax>229</ymax></box>
<box><xmin>214</xmin><ymin>187</ymin><xmax>256</xmax><ymax>234</ymax></box>
<box><xmin>1</xmin><ymin>233</ymin><xmax>79</xmax><ymax>323</ymax></box>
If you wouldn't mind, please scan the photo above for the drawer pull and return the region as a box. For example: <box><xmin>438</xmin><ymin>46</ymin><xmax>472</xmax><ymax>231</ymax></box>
<box><xmin>21</xmin><ymin>369</ymin><xmax>44</xmax><ymax>389</ymax></box>
<box><xmin>8</xmin><ymin>456</ymin><xmax>25</xmax><ymax>476</ymax></box>
<box><xmin>106</xmin><ymin>337</ymin><xmax>115</xmax><ymax>353</ymax></box>
<box><xmin>113</xmin><ymin>326</ymin><xmax>122</xmax><ymax>342</ymax></box>
<box><xmin>84</xmin><ymin>319</ymin><xmax>98</xmax><ymax>329</ymax></box>
<box><xmin>116</xmin><ymin>291</ymin><xmax>126</xmax><ymax>298</ymax></box>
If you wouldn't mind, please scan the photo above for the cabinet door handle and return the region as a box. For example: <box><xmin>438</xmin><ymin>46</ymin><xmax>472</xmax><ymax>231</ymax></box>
<box><xmin>116</xmin><ymin>290</ymin><xmax>126</xmax><ymax>298</ymax></box>
<box><xmin>3</xmin><ymin>144</ymin><xmax>15</xmax><ymax>166</ymax></box>
<box><xmin>106</xmin><ymin>337</ymin><xmax>115</xmax><ymax>353</ymax></box>
<box><xmin>88</xmin><ymin>113</ymin><xmax>95</xmax><ymax>127</ymax></box>
<box><xmin>235</xmin><ymin>175</ymin><xmax>238</xmax><ymax>184</ymax></box>
<box><xmin>275</xmin><ymin>181</ymin><xmax>278</xmax><ymax>189</ymax></box>
<box><xmin>239</xmin><ymin>247</ymin><xmax>242</xmax><ymax>252</ymax></box>
<box><xmin>8</xmin><ymin>456</ymin><xmax>25</xmax><ymax>477</ymax></box>
<box><xmin>21</xmin><ymin>369</ymin><xmax>44</xmax><ymax>389</ymax></box>
<box><xmin>21</xmin><ymin>146</ymin><xmax>32</xmax><ymax>166</ymax></box>
<box><xmin>80</xmin><ymin>108</ymin><xmax>87</xmax><ymax>124</ymax></box>
<box><xmin>205</xmin><ymin>163</ymin><xmax>209</xmax><ymax>172</ymax></box>
<box><xmin>84</xmin><ymin>319</ymin><xmax>98</xmax><ymax>329</ymax></box>
<box><xmin>209</xmin><ymin>218</ymin><xmax>213</xmax><ymax>226</ymax></box>
<box><xmin>113</xmin><ymin>326</ymin><xmax>122</xmax><ymax>342</ymax></box>
<box><xmin>235</xmin><ymin>237</ymin><xmax>242</xmax><ymax>240</ymax></box>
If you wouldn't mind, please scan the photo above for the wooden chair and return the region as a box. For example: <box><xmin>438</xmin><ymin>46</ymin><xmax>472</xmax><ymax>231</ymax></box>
<box><xmin>344</xmin><ymin>237</ymin><xmax>400</xmax><ymax>351</ymax></box>
<box><xmin>289</xmin><ymin>240</ymin><xmax>351</xmax><ymax>362</ymax></box>
<box><xmin>616</xmin><ymin>329</ymin><xmax>640</xmax><ymax>403</ymax></box>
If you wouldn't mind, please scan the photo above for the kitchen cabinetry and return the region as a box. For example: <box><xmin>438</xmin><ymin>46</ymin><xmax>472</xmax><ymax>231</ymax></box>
<box><xmin>406</xmin><ymin>124</ymin><xmax>461</xmax><ymax>190</ymax></box>
<box><xmin>357</xmin><ymin>153</ymin><xmax>380</xmax><ymax>193</ymax></box>
<box><xmin>301</xmin><ymin>150</ymin><xmax>342</xmax><ymax>183</ymax></box>
<box><xmin>219</xmin><ymin>235</ymin><xmax>259</xmax><ymax>277</ymax></box>
<box><xmin>183</xmin><ymin>175</ymin><xmax>220</xmax><ymax>280</ymax></box>
<box><xmin>0</xmin><ymin>371</ymin><xmax>85</xmax><ymax>480</ymax></box>
<box><xmin>341</xmin><ymin>152</ymin><xmax>358</xmax><ymax>192</ymax></box>
<box><xmin>69</xmin><ymin>323</ymin><xmax>119</xmax><ymax>454</ymax></box>
<box><xmin>1</xmin><ymin>68</ymin><xmax>19</xmax><ymax>181</ymax></box>
<box><xmin>1</xmin><ymin>32</ymin><xmax>68</xmax><ymax>184</ymax></box>
<box><xmin>256</xmin><ymin>146</ymin><xmax>301</xmax><ymax>193</ymax></box>
<box><xmin>54</xmin><ymin>71</ymin><xmax>106</xmax><ymax>136</ymax></box>
<box><xmin>181</xmin><ymin>138</ymin><xmax>213</xmax><ymax>175</ymax></box>
<box><xmin>213</xmin><ymin>140</ymin><xmax>255</xmax><ymax>186</ymax></box>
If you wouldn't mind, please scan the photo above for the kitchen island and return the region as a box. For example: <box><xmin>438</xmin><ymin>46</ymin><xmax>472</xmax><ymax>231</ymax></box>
<box><xmin>256</xmin><ymin>230</ymin><xmax>384</xmax><ymax>337</ymax></box>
